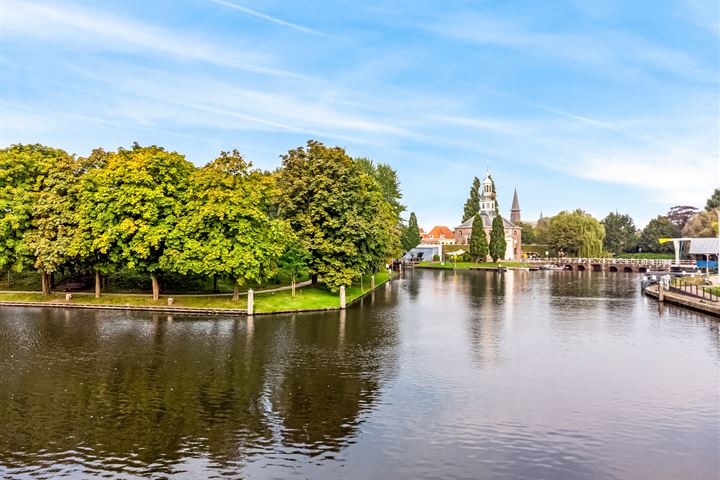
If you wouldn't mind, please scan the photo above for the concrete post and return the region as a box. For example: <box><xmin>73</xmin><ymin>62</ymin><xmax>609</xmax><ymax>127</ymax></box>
<box><xmin>658</xmin><ymin>281</ymin><xmax>664</xmax><ymax>302</ymax></box>
<box><xmin>371</xmin><ymin>274</ymin><xmax>375</xmax><ymax>290</ymax></box>
<box><xmin>247</xmin><ymin>288</ymin><xmax>254</xmax><ymax>315</ymax></box>
<box><xmin>339</xmin><ymin>285</ymin><xmax>346</xmax><ymax>309</ymax></box>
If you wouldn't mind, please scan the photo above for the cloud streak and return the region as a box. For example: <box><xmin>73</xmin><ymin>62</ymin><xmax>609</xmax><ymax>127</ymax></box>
<box><xmin>2</xmin><ymin>0</ymin><xmax>300</xmax><ymax>77</ymax></box>
<box><xmin>208</xmin><ymin>0</ymin><xmax>326</xmax><ymax>36</ymax></box>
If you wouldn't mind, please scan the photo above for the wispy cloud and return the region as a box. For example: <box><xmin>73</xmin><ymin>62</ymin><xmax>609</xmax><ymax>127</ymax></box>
<box><xmin>426</xmin><ymin>11</ymin><xmax>713</xmax><ymax>81</ymax></box>
<box><xmin>207</xmin><ymin>0</ymin><xmax>326</xmax><ymax>36</ymax></box>
<box><xmin>2</xmin><ymin>0</ymin><xmax>300</xmax><ymax>77</ymax></box>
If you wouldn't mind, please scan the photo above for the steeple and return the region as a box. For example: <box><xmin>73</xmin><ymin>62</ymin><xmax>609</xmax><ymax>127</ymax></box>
<box><xmin>510</xmin><ymin>188</ymin><xmax>521</xmax><ymax>224</ymax></box>
<box><xmin>480</xmin><ymin>172</ymin><xmax>495</xmax><ymax>213</ymax></box>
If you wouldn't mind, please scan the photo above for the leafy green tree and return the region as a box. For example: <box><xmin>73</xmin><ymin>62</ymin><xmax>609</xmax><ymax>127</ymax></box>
<box><xmin>278</xmin><ymin>141</ymin><xmax>399</xmax><ymax>291</ymax></box>
<box><xmin>468</xmin><ymin>215</ymin><xmax>488</xmax><ymax>262</ymax></box>
<box><xmin>601</xmin><ymin>212</ymin><xmax>638</xmax><ymax>254</ymax></box>
<box><xmin>547</xmin><ymin>210</ymin><xmax>605</xmax><ymax>257</ymax></box>
<box><xmin>76</xmin><ymin>144</ymin><xmax>195</xmax><ymax>300</ymax></box>
<box><xmin>489</xmin><ymin>215</ymin><xmax>507</xmax><ymax>262</ymax></box>
<box><xmin>162</xmin><ymin>150</ymin><xmax>292</xmax><ymax>301</ymax></box>
<box><xmin>462</xmin><ymin>177</ymin><xmax>480</xmax><ymax>222</ymax></box>
<box><xmin>355</xmin><ymin>157</ymin><xmax>405</xmax><ymax>220</ymax></box>
<box><xmin>638</xmin><ymin>216</ymin><xmax>681</xmax><ymax>253</ymax></box>
<box><xmin>401</xmin><ymin>212</ymin><xmax>422</xmax><ymax>251</ymax></box>
<box><xmin>682</xmin><ymin>208</ymin><xmax>719</xmax><ymax>237</ymax></box>
<box><xmin>516</xmin><ymin>221</ymin><xmax>537</xmax><ymax>244</ymax></box>
<box><xmin>706</xmin><ymin>188</ymin><xmax>720</xmax><ymax>210</ymax></box>
<box><xmin>0</xmin><ymin>144</ymin><xmax>77</xmax><ymax>294</ymax></box>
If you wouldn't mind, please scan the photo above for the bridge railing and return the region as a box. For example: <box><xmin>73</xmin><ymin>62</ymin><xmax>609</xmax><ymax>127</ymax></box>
<box><xmin>525</xmin><ymin>257</ymin><xmax>694</xmax><ymax>267</ymax></box>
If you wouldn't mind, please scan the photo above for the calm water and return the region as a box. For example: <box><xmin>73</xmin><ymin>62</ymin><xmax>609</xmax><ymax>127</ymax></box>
<box><xmin>0</xmin><ymin>270</ymin><xmax>718</xmax><ymax>479</ymax></box>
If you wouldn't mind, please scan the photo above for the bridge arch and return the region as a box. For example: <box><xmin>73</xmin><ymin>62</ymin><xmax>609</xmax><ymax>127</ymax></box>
<box><xmin>638</xmin><ymin>267</ymin><xmax>648</xmax><ymax>273</ymax></box>
<box><xmin>592</xmin><ymin>264</ymin><xmax>602</xmax><ymax>272</ymax></box>
<box><xmin>577</xmin><ymin>265</ymin><xmax>586</xmax><ymax>271</ymax></box>
<box><xmin>564</xmin><ymin>265</ymin><xmax>573</xmax><ymax>271</ymax></box>
<box><xmin>623</xmin><ymin>266</ymin><xmax>634</xmax><ymax>273</ymax></box>
<box><xmin>609</xmin><ymin>266</ymin><xmax>619</xmax><ymax>272</ymax></box>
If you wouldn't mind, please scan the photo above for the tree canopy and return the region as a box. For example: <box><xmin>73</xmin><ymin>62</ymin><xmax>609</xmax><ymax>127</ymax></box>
<box><xmin>682</xmin><ymin>209</ymin><xmax>719</xmax><ymax>237</ymax></box>
<box><xmin>666</xmin><ymin>205</ymin><xmax>699</xmax><ymax>231</ymax></box>
<box><xmin>637</xmin><ymin>216</ymin><xmax>681</xmax><ymax>253</ymax></box>
<box><xmin>401</xmin><ymin>212</ymin><xmax>422</xmax><ymax>252</ymax></box>
<box><xmin>547</xmin><ymin>210</ymin><xmax>605</xmax><ymax>257</ymax></box>
<box><xmin>706</xmin><ymin>188</ymin><xmax>720</xmax><ymax>210</ymax></box>
<box><xmin>601</xmin><ymin>212</ymin><xmax>637</xmax><ymax>254</ymax></box>
<box><xmin>278</xmin><ymin>141</ymin><xmax>399</xmax><ymax>291</ymax></box>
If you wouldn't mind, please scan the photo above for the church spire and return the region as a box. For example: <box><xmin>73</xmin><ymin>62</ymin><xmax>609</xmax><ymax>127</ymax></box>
<box><xmin>510</xmin><ymin>188</ymin><xmax>521</xmax><ymax>224</ymax></box>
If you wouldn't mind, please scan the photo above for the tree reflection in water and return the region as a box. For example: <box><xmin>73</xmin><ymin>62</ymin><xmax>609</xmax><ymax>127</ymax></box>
<box><xmin>0</xmin><ymin>299</ymin><xmax>399</xmax><ymax>477</ymax></box>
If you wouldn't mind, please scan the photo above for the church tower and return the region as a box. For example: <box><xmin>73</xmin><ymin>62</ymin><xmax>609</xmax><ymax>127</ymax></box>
<box><xmin>479</xmin><ymin>173</ymin><xmax>495</xmax><ymax>212</ymax></box>
<box><xmin>510</xmin><ymin>188</ymin><xmax>521</xmax><ymax>224</ymax></box>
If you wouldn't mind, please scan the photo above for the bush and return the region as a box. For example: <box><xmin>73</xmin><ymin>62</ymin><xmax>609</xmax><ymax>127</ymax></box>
<box><xmin>432</xmin><ymin>254</ymin><xmax>440</xmax><ymax>261</ymax></box>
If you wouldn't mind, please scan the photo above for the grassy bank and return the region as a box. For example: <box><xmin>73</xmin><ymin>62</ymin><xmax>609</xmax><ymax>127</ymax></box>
<box><xmin>0</xmin><ymin>272</ymin><xmax>392</xmax><ymax>314</ymax></box>
<box><xmin>417</xmin><ymin>261</ymin><xmax>528</xmax><ymax>269</ymax></box>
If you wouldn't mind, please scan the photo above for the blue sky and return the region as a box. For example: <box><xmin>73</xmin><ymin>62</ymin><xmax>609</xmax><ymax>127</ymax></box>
<box><xmin>2</xmin><ymin>0</ymin><xmax>718</xmax><ymax>229</ymax></box>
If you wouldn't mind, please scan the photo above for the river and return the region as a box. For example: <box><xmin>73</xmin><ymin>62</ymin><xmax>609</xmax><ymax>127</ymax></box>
<box><xmin>0</xmin><ymin>270</ymin><xmax>718</xmax><ymax>479</ymax></box>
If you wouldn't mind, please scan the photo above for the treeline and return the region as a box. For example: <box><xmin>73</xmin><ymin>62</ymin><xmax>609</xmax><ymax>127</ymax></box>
<box><xmin>0</xmin><ymin>141</ymin><xmax>404</xmax><ymax>298</ymax></box>
<box><xmin>518</xmin><ymin>190</ymin><xmax>720</xmax><ymax>257</ymax></box>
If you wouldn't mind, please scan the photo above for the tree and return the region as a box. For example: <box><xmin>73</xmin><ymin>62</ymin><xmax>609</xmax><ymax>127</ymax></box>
<box><xmin>666</xmin><ymin>205</ymin><xmax>699</xmax><ymax>230</ymax></box>
<box><xmin>162</xmin><ymin>150</ymin><xmax>292</xmax><ymax>301</ymax></box>
<box><xmin>547</xmin><ymin>210</ymin><xmax>605</xmax><ymax>257</ymax></box>
<box><xmin>76</xmin><ymin>144</ymin><xmax>195</xmax><ymax>300</ymax></box>
<box><xmin>278</xmin><ymin>243</ymin><xmax>309</xmax><ymax>297</ymax></box>
<box><xmin>462</xmin><ymin>177</ymin><xmax>480</xmax><ymax>223</ymax></box>
<box><xmin>0</xmin><ymin>144</ymin><xmax>77</xmax><ymax>294</ymax></box>
<box><xmin>516</xmin><ymin>221</ymin><xmax>537</xmax><ymax>244</ymax></box>
<box><xmin>638</xmin><ymin>216</ymin><xmax>681</xmax><ymax>253</ymax></box>
<box><xmin>402</xmin><ymin>212</ymin><xmax>422</xmax><ymax>252</ymax></box>
<box><xmin>278</xmin><ymin>141</ymin><xmax>399</xmax><ymax>291</ymax></box>
<box><xmin>489</xmin><ymin>215</ymin><xmax>507</xmax><ymax>262</ymax></box>
<box><xmin>706</xmin><ymin>188</ymin><xmax>720</xmax><ymax>210</ymax></box>
<box><xmin>601</xmin><ymin>212</ymin><xmax>638</xmax><ymax>254</ymax></box>
<box><xmin>682</xmin><ymin>208</ymin><xmax>719</xmax><ymax>237</ymax></box>
<box><xmin>355</xmin><ymin>157</ymin><xmax>405</xmax><ymax>220</ymax></box>
<box><xmin>468</xmin><ymin>215</ymin><xmax>489</xmax><ymax>262</ymax></box>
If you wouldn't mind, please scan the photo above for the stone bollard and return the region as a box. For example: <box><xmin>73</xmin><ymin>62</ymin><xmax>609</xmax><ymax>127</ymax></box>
<box><xmin>247</xmin><ymin>288</ymin><xmax>254</xmax><ymax>315</ymax></box>
<box><xmin>339</xmin><ymin>285</ymin><xmax>346</xmax><ymax>309</ymax></box>
<box><xmin>65</xmin><ymin>293</ymin><xmax>72</xmax><ymax>301</ymax></box>
<box><xmin>371</xmin><ymin>275</ymin><xmax>375</xmax><ymax>290</ymax></box>
<box><xmin>167</xmin><ymin>297</ymin><xmax>174</xmax><ymax>306</ymax></box>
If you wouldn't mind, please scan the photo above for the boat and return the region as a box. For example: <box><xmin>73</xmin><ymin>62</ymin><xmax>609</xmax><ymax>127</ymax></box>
<box><xmin>540</xmin><ymin>264</ymin><xmax>565</xmax><ymax>271</ymax></box>
<box><xmin>668</xmin><ymin>265</ymin><xmax>701</xmax><ymax>277</ymax></box>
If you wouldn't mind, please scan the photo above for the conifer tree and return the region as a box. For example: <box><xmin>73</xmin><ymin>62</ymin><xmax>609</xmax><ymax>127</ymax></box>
<box><xmin>468</xmin><ymin>214</ymin><xmax>488</xmax><ymax>262</ymax></box>
<box><xmin>462</xmin><ymin>177</ymin><xmax>481</xmax><ymax>222</ymax></box>
<box><xmin>489</xmin><ymin>214</ymin><xmax>507</xmax><ymax>262</ymax></box>
<box><xmin>402</xmin><ymin>212</ymin><xmax>422</xmax><ymax>251</ymax></box>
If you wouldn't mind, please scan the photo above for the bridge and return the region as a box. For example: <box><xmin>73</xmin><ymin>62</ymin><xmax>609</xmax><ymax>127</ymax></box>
<box><xmin>526</xmin><ymin>257</ymin><xmax>695</xmax><ymax>273</ymax></box>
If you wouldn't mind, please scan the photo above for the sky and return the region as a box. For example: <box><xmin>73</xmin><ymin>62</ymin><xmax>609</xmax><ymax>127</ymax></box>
<box><xmin>1</xmin><ymin>0</ymin><xmax>718</xmax><ymax>229</ymax></box>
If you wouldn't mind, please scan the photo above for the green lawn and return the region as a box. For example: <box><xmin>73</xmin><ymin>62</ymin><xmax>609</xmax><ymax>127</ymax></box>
<box><xmin>0</xmin><ymin>272</ymin><xmax>393</xmax><ymax>314</ymax></box>
<box><xmin>417</xmin><ymin>261</ymin><xmax>528</xmax><ymax>269</ymax></box>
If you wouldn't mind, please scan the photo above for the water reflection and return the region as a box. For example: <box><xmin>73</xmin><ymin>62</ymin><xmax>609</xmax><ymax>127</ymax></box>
<box><xmin>0</xmin><ymin>290</ymin><xmax>400</xmax><ymax>478</ymax></box>
<box><xmin>1</xmin><ymin>271</ymin><xmax>718</xmax><ymax>479</ymax></box>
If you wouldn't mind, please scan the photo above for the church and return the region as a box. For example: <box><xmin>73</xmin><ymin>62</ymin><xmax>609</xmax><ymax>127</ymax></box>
<box><xmin>453</xmin><ymin>173</ymin><xmax>523</xmax><ymax>260</ymax></box>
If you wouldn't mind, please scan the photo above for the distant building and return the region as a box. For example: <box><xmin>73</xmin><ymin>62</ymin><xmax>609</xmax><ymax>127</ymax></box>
<box><xmin>422</xmin><ymin>225</ymin><xmax>456</xmax><ymax>245</ymax></box>
<box><xmin>454</xmin><ymin>172</ymin><xmax>522</xmax><ymax>260</ymax></box>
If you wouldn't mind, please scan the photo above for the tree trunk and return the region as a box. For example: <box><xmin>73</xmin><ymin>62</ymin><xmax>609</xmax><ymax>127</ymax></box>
<box><xmin>213</xmin><ymin>274</ymin><xmax>219</xmax><ymax>293</ymax></box>
<box><xmin>41</xmin><ymin>272</ymin><xmax>50</xmax><ymax>295</ymax></box>
<box><xmin>291</xmin><ymin>274</ymin><xmax>296</xmax><ymax>297</ymax></box>
<box><xmin>151</xmin><ymin>273</ymin><xmax>160</xmax><ymax>301</ymax></box>
<box><xmin>232</xmin><ymin>281</ymin><xmax>239</xmax><ymax>302</ymax></box>
<box><xmin>95</xmin><ymin>270</ymin><xmax>101</xmax><ymax>299</ymax></box>
<box><xmin>311</xmin><ymin>273</ymin><xmax>318</xmax><ymax>286</ymax></box>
